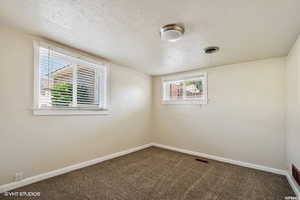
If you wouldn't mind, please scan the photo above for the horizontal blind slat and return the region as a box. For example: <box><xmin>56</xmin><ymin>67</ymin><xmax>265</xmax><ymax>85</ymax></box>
<box><xmin>38</xmin><ymin>46</ymin><xmax>102</xmax><ymax>109</ymax></box>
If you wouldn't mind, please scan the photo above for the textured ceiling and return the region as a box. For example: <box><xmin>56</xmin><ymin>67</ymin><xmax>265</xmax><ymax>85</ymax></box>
<box><xmin>0</xmin><ymin>0</ymin><xmax>300</xmax><ymax>75</ymax></box>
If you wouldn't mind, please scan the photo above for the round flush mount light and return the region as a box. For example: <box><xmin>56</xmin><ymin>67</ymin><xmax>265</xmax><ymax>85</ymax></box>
<box><xmin>160</xmin><ymin>24</ymin><xmax>185</xmax><ymax>42</ymax></box>
<box><xmin>204</xmin><ymin>46</ymin><xmax>220</xmax><ymax>54</ymax></box>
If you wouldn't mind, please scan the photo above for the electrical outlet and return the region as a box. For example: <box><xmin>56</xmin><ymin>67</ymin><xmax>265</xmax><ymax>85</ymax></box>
<box><xmin>14</xmin><ymin>172</ymin><xmax>23</xmax><ymax>181</ymax></box>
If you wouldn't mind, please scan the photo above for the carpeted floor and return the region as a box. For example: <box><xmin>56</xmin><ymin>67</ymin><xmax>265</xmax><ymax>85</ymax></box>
<box><xmin>0</xmin><ymin>147</ymin><xmax>295</xmax><ymax>200</ymax></box>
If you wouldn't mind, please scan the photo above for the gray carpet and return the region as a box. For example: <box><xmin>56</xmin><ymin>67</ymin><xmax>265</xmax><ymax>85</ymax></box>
<box><xmin>0</xmin><ymin>147</ymin><xmax>295</xmax><ymax>200</ymax></box>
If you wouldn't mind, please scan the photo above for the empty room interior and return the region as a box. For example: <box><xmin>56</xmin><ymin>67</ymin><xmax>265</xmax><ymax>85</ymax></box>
<box><xmin>1</xmin><ymin>0</ymin><xmax>300</xmax><ymax>199</ymax></box>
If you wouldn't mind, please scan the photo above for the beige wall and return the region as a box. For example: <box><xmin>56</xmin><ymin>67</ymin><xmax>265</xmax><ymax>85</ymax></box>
<box><xmin>0</xmin><ymin>26</ymin><xmax>152</xmax><ymax>185</ymax></box>
<box><xmin>286</xmin><ymin>35</ymin><xmax>300</xmax><ymax>190</ymax></box>
<box><xmin>0</xmin><ymin>24</ymin><xmax>295</xmax><ymax>187</ymax></box>
<box><xmin>152</xmin><ymin>58</ymin><xmax>286</xmax><ymax>169</ymax></box>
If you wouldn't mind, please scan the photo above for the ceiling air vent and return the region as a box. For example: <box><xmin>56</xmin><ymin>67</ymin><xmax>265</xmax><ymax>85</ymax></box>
<box><xmin>204</xmin><ymin>46</ymin><xmax>220</xmax><ymax>54</ymax></box>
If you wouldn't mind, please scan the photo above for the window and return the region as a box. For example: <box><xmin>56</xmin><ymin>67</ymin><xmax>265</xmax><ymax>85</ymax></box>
<box><xmin>162</xmin><ymin>73</ymin><xmax>207</xmax><ymax>104</ymax></box>
<box><xmin>33</xmin><ymin>42</ymin><xmax>109</xmax><ymax>115</ymax></box>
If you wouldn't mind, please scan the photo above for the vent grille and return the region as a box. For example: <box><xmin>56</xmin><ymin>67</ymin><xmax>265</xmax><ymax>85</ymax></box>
<box><xmin>195</xmin><ymin>158</ymin><xmax>209</xmax><ymax>163</ymax></box>
<box><xmin>292</xmin><ymin>165</ymin><xmax>300</xmax><ymax>186</ymax></box>
<box><xmin>204</xmin><ymin>46</ymin><xmax>219</xmax><ymax>54</ymax></box>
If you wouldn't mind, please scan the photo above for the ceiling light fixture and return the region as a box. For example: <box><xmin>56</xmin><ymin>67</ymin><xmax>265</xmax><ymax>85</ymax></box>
<box><xmin>160</xmin><ymin>24</ymin><xmax>185</xmax><ymax>42</ymax></box>
<box><xmin>204</xmin><ymin>46</ymin><xmax>220</xmax><ymax>54</ymax></box>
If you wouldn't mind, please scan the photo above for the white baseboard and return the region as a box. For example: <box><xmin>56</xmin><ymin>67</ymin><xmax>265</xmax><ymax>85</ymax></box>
<box><xmin>1</xmin><ymin>142</ymin><xmax>299</xmax><ymax>197</ymax></box>
<box><xmin>152</xmin><ymin>143</ymin><xmax>300</xmax><ymax>197</ymax></box>
<box><xmin>0</xmin><ymin>143</ymin><xmax>152</xmax><ymax>193</ymax></box>
<box><xmin>151</xmin><ymin>143</ymin><xmax>286</xmax><ymax>175</ymax></box>
<box><xmin>286</xmin><ymin>171</ymin><xmax>300</xmax><ymax>198</ymax></box>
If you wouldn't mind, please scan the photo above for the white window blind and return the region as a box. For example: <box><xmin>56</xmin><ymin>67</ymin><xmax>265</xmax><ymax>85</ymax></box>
<box><xmin>162</xmin><ymin>73</ymin><xmax>207</xmax><ymax>104</ymax></box>
<box><xmin>36</xmin><ymin>44</ymin><xmax>107</xmax><ymax>111</ymax></box>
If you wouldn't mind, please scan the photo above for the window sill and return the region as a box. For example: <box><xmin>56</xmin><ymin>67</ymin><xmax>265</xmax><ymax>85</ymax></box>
<box><xmin>33</xmin><ymin>109</ymin><xmax>110</xmax><ymax>116</ymax></box>
<box><xmin>161</xmin><ymin>100</ymin><xmax>207</xmax><ymax>105</ymax></box>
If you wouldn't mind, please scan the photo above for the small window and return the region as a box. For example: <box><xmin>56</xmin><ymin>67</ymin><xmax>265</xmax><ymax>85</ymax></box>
<box><xmin>33</xmin><ymin>42</ymin><xmax>109</xmax><ymax>115</ymax></box>
<box><xmin>162</xmin><ymin>73</ymin><xmax>207</xmax><ymax>104</ymax></box>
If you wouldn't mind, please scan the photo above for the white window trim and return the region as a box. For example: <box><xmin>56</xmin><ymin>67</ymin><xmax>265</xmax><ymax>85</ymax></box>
<box><xmin>33</xmin><ymin>41</ymin><xmax>111</xmax><ymax>116</ymax></box>
<box><xmin>161</xmin><ymin>72</ymin><xmax>208</xmax><ymax>105</ymax></box>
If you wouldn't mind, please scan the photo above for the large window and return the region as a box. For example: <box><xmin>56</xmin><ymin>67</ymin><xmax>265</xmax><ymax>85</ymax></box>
<box><xmin>162</xmin><ymin>73</ymin><xmax>207</xmax><ymax>104</ymax></box>
<box><xmin>33</xmin><ymin>42</ymin><xmax>109</xmax><ymax>115</ymax></box>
